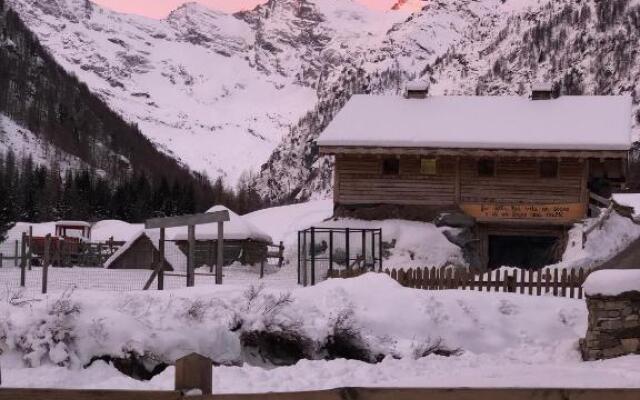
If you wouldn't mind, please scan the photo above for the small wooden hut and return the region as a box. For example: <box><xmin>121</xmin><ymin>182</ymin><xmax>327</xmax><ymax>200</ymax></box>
<box><xmin>317</xmin><ymin>88</ymin><xmax>632</xmax><ymax>270</ymax></box>
<box><xmin>104</xmin><ymin>206</ymin><xmax>273</xmax><ymax>270</ymax></box>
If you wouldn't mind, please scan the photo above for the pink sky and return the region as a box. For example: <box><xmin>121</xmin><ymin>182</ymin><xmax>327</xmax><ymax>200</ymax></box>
<box><xmin>92</xmin><ymin>0</ymin><xmax>396</xmax><ymax>19</ymax></box>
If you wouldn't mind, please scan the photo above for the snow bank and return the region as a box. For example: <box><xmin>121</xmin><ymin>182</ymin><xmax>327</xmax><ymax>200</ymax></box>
<box><xmin>583</xmin><ymin>270</ymin><xmax>640</xmax><ymax>297</ymax></box>
<box><xmin>555</xmin><ymin>212</ymin><xmax>640</xmax><ymax>270</ymax></box>
<box><xmin>244</xmin><ymin>200</ymin><xmax>464</xmax><ymax>268</ymax></box>
<box><xmin>0</xmin><ymin>274</ymin><xmax>585</xmax><ymax>373</ymax></box>
<box><xmin>613</xmin><ymin>193</ymin><xmax>640</xmax><ymax>219</ymax></box>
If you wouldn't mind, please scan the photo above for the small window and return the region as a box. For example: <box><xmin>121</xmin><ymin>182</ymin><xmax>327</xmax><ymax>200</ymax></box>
<box><xmin>540</xmin><ymin>159</ymin><xmax>559</xmax><ymax>178</ymax></box>
<box><xmin>382</xmin><ymin>158</ymin><xmax>400</xmax><ymax>175</ymax></box>
<box><xmin>420</xmin><ymin>158</ymin><xmax>437</xmax><ymax>175</ymax></box>
<box><xmin>478</xmin><ymin>159</ymin><xmax>495</xmax><ymax>177</ymax></box>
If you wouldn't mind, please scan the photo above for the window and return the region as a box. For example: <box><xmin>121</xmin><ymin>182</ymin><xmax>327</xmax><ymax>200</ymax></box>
<box><xmin>539</xmin><ymin>159</ymin><xmax>559</xmax><ymax>178</ymax></box>
<box><xmin>382</xmin><ymin>157</ymin><xmax>400</xmax><ymax>175</ymax></box>
<box><xmin>420</xmin><ymin>158</ymin><xmax>438</xmax><ymax>175</ymax></box>
<box><xmin>478</xmin><ymin>159</ymin><xmax>495</xmax><ymax>177</ymax></box>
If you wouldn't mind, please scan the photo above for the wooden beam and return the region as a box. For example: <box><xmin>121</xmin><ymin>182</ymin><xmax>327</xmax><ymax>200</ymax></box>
<box><xmin>145</xmin><ymin>211</ymin><xmax>230</xmax><ymax>230</ymax></box>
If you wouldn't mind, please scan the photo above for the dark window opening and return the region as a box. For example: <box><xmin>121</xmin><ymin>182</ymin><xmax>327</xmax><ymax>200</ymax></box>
<box><xmin>540</xmin><ymin>160</ymin><xmax>559</xmax><ymax>178</ymax></box>
<box><xmin>488</xmin><ymin>235</ymin><xmax>561</xmax><ymax>270</ymax></box>
<box><xmin>382</xmin><ymin>158</ymin><xmax>400</xmax><ymax>175</ymax></box>
<box><xmin>478</xmin><ymin>159</ymin><xmax>495</xmax><ymax>177</ymax></box>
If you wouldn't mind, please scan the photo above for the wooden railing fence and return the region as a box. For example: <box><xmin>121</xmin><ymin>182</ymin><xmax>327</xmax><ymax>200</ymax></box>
<box><xmin>329</xmin><ymin>267</ymin><xmax>590</xmax><ymax>299</ymax></box>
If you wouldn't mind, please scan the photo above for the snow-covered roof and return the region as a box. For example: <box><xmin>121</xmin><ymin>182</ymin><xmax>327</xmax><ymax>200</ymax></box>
<box><xmin>317</xmin><ymin>95</ymin><xmax>632</xmax><ymax>151</ymax></box>
<box><xmin>55</xmin><ymin>221</ymin><xmax>92</xmax><ymax>228</ymax></box>
<box><xmin>103</xmin><ymin>230</ymin><xmax>187</xmax><ymax>272</ymax></box>
<box><xmin>583</xmin><ymin>270</ymin><xmax>640</xmax><ymax>297</ymax></box>
<box><xmin>170</xmin><ymin>205</ymin><xmax>273</xmax><ymax>243</ymax></box>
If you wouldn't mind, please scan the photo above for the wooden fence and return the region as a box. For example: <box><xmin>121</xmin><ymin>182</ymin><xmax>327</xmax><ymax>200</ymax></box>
<box><xmin>1</xmin><ymin>353</ymin><xmax>639</xmax><ymax>399</ymax></box>
<box><xmin>329</xmin><ymin>267</ymin><xmax>590</xmax><ymax>299</ymax></box>
<box><xmin>2</xmin><ymin>386</ymin><xmax>640</xmax><ymax>400</ymax></box>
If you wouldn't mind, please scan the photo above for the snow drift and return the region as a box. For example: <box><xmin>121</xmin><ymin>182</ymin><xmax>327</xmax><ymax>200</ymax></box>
<box><xmin>0</xmin><ymin>274</ymin><xmax>586</xmax><ymax>378</ymax></box>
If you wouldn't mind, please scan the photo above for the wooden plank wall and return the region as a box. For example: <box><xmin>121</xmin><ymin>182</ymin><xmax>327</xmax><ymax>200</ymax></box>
<box><xmin>335</xmin><ymin>155</ymin><xmax>586</xmax><ymax>207</ymax></box>
<box><xmin>460</xmin><ymin>158</ymin><xmax>584</xmax><ymax>204</ymax></box>
<box><xmin>335</xmin><ymin>155</ymin><xmax>456</xmax><ymax>206</ymax></box>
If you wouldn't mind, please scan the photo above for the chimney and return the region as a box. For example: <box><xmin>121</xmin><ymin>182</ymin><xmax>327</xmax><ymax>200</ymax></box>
<box><xmin>404</xmin><ymin>80</ymin><xmax>430</xmax><ymax>99</ymax></box>
<box><xmin>531</xmin><ymin>82</ymin><xmax>554</xmax><ymax>100</ymax></box>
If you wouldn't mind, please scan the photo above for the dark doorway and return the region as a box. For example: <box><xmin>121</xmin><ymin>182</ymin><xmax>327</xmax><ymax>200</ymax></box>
<box><xmin>488</xmin><ymin>235</ymin><xmax>561</xmax><ymax>270</ymax></box>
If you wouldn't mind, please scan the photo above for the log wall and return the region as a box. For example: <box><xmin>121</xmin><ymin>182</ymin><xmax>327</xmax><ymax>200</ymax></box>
<box><xmin>335</xmin><ymin>155</ymin><xmax>587</xmax><ymax>213</ymax></box>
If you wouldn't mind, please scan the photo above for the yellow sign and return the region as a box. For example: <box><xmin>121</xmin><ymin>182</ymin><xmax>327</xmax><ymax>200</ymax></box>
<box><xmin>461</xmin><ymin>203</ymin><xmax>587</xmax><ymax>222</ymax></box>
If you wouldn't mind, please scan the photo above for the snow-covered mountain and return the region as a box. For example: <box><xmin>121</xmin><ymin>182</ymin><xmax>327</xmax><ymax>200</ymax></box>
<box><xmin>6</xmin><ymin>0</ymin><xmax>640</xmax><ymax>202</ymax></box>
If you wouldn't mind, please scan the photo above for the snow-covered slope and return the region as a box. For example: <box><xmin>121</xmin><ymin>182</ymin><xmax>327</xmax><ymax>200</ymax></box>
<box><xmin>8</xmin><ymin>0</ymin><xmax>640</xmax><ymax>201</ymax></box>
<box><xmin>0</xmin><ymin>113</ymin><xmax>84</xmax><ymax>172</ymax></box>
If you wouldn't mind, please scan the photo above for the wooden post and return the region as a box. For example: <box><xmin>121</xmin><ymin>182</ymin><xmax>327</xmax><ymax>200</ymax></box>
<box><xmin>14</xmin><ymin>239</ymin><xmax>18</xmax><ymax>267</ymax></box>
<box><xmin>216</xmin><ymin>221</ymin><xmax>224</xmax><ymax>285</ymax></box>
<box><xmin>310</xmin><ymin>227</ymin><xmax>316</xmax><ymax>286</ymax></box>
<box><xmin>302</xmin><ymin>230</ymin><xmax>308</xmax><ymax>286</ymax></box>
<box><xmin>27</xmin><ymin>226</ymin><xmax>33</xmax><ymax>270</ymax></box>
<box><xmin>328</xmin><ymin>230</ymin><xmax>334</xmax><ymax>275</ymax></box>
<box><xmin>378</xmin><ymin>229</ymin><xmax>383</xmax><ymax>272</ymax></box>
<box><xmin>297</xmin><ymin>231</ymin><xmax>301</xmax><ymax>285</ymax></box>
<box><xmin>158</xmin><ymin>228</ymin><xmax>165</xmax><ymax>290</ymax></box>
<box><xmin>345</xmin><ymin>228</ymin><xmax>350</xmax><ymax>272</ymax></box>
<box><xmin>187</xmin><ymin>225</ymin><xmax>195</xmax><ymax>287</ymax></box>
<box><xmin>20</xmin><ymin>232</ymin><xmax>27</xmax><ymax>287</ymax></box>
<box><xmin>260</xmin><ymin>259</ymin><xmax>265</xmax><ymax>279</ymax></box>
<box><xmin>42</xmin><ymin>234</ymin><xmax>51</xmax><ymax>294</ymax></box>
<box><xmin>175</xmin><ymin>353</ymin><xmax>212</xmax><ymax>395</ymax></box>
<box><xmin>361</xmin><ymin>229</ymin><xmax>366</xmax><ymax>269</ymax></box>
<box><xmin>0</xmin><ymin>253</ymin><xmax>3</xmax><ymax>268</ymax></box>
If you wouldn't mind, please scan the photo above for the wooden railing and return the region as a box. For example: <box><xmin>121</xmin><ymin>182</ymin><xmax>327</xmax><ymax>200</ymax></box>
<box><xmin>1</xmin><ymin>353</ymin><xmax>639</xmax><ymax>399</ymax></box>
<box><xmin>329</xmin><ymin>267</ymin><xmax>590</xmax><ymax>299</ymax></box>
<box><xmin>2</xmin><ymin>386</ymin><xmax>640</xmax><ymax>400</ymax></box>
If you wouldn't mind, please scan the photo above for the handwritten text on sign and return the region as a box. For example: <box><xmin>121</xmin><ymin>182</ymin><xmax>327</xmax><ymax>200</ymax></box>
<box><xmin>461</xmin><ymin>203</ymin><xmax>586</xmax><ymax>222</ymax></box>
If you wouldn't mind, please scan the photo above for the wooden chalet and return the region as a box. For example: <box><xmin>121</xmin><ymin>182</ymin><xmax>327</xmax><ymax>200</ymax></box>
<box><xmin>317</xmin><ymin>88</ymin><xmax>632</xmax><ymax>270</ymax></box>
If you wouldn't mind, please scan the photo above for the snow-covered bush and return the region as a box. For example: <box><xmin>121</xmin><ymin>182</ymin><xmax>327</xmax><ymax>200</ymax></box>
<box><xmin>11</xmin><ymin>289</ymin><xmax>80</xmax><ymax>368</ymax></box>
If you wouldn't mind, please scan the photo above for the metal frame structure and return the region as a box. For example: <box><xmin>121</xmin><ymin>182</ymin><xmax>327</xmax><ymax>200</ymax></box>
<box><xmin>297</xmin><ymin>227</ymin><xmax>383</xmax><ymax>286</ymax></box>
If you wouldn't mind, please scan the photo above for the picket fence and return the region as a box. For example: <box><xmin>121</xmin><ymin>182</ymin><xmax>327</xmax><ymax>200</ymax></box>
<box><xmin>329</xmin><ymin>267</ymin><xmax>590</xmax><ymax>299</ymax></box>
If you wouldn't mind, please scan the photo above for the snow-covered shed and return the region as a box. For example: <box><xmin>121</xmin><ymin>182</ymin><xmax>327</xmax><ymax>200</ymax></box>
<box><xmin>171</xmin><ymin>205</ymin><xmax>273</xmax><ymax>267</ymax></box>
<box><xmin>317</xmin><ymin>93</ymin><xmax>633</xmax><ymax>270</ymax></box>
<box><xmin>104</xmin><ymin>206</ymin><xmax>273</xmax><ymax>270</ymax></box>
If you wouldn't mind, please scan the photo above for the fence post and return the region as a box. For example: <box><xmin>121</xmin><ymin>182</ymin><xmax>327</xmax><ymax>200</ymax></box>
<box><xmin>345</xmin><ymin>228</ymin><xmax>350</xmax><ymax>271</ymax></box>
<box><xmin>302</xmin><ymin>230</ymin><xmax>308</xmax><ymax>286</ymax></box>
<box><xmin>216</xmin><ymin>221</ymin><xmax>224</xmax><ymax>285</ymax></box>
<box><xmin>175</xmin><ymin>353</ymin><xmax>212</xmax><ymax>395</ymax></box>
<box><xmin>42</xmin><ymin>234</ymin><xmax>51</xmax><ymax>294</ymax></box>
<box><xmin>361</xmin><ymin>229</ymin><xmax>366</xmax><ymax>270</ymax></box>
<box><xmin>297</xmin><ymin>231</ymin><xmax>301</xmax><ymax>285</ymax></box>
<box><xmin>310</xmin><ymin>227</ymin><xmax>316</xmax><ymax>286</ymax></box>
<box><xmin>378</xmin><ymin>229</ymin><xmax>383</xmax><ymax>272</ymax></box>
<box><xmin>0</xmin><ymin>253</ymin><xmax>2</xmax><ymax>268</ymax></box>
<box><xmin>14</xmin><ymin>240</ymin><xmax>18</xmax><ymax>267</ymax></box>
<box><xmin>27</xmin><ymin>226</ymin><xmax>33</xmax><ymax>270</ymax></box>
<box><xmin>187</xmin><ymin>224</ymin><xmax>195</xmax><ymax>287</ymax></box>
<box><xmin>20</xmin><ymin>232</ymin><xmax>27</xmax><ymax>287</ymax></box>
<box><xmin>158</xmin><ymin>228</ymin><xmax>165</xmax><ymax>290</ymax></box>
<box><xmin>328</xmin><ymin>230</ymin><xmax>333</xmax><ymax>276</ymax></box>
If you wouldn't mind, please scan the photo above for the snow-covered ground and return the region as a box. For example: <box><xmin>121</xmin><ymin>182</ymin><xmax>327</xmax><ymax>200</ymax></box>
<box><xmin>1</xmin><ymin>274</ymin><xmax>640</xmax><ymax>391</ymax></box>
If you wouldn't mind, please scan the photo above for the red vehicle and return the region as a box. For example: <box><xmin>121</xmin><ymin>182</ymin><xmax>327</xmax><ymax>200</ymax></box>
<box><xmin>30</xmin><ymin>221</ymin><xmax>92</xmax><ymax>266</ymax></box>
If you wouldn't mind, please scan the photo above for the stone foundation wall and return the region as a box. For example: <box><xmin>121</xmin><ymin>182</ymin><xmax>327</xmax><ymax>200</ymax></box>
<box><xmin>580</xmin><ymin>292</ymin><xmax>640</xmax><ymax>360</ymax></box>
